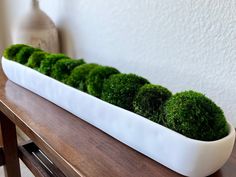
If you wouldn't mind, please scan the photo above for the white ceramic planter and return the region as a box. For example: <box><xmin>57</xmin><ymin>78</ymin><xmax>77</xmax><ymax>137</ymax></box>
<box><xmin>1</xmin><ymin>57</ymin><xmax>235</xmax><ymax>177</ymax></box>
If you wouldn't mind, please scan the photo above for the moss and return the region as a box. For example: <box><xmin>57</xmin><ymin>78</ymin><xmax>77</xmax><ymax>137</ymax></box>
<box><xmin>163</xmin><ymin>90</ymin><xmax>229</xmax><ymax>141</ymax></box>
<box><xmin>51</xmin><ymin>58</ymin><xmax>85</xmax><ymax>83</ymax></box>
<box><xmin>15</xmin><ymin>46</ymin><xmax>41</xmax><ymax>64</ymax></box>
<box><xmin>26</xmin><ymin>51</ymin><xmax>48</xmax><ymax>69</ymax></box>
<box><xmin>3</xmin><ymin>44</ymin><xmax>28</xmax><ymax>60</ymax></box>
<box><xmin>66</xmin><ymin>63</ymin><xmax>99</xmax><ymax>92</ymax></box>
<box><xmin>101</xmin><ymin>74</ymin><xmax>149</xmax><ymax>111</ymax></box>
<box><xmin>38</xmin><ymin>53</ymin><xmax>70</xmax><ymax>76</ymax></box>
<box><xmin>87</xmin><ymin>66</ymin><xmax>120</xmax><ymax>98</ymax></box>
<box><xmin>133</xmin><ymin>84</ymin><xmax>172</xmax><ymax>124</ymax></box>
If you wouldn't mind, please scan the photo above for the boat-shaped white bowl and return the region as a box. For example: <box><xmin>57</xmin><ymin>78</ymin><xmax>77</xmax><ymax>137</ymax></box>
<box><xmin>1</xmin><ymin>57</ymin><xmax>235</xmax><ymax>177</ymax></box>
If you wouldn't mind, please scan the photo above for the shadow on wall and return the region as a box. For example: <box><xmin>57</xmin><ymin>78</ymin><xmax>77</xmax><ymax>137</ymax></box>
<box><xmin>57</xmin><ymin>21</ymin><xmax>76</xmax><ymax>58</ymax></box>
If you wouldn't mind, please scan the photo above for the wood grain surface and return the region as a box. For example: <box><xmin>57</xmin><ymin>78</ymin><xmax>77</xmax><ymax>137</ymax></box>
<box><xmin>0</xmin><ymin>65</ymin><xmax>235</xmax><ymax>177</ymax></box>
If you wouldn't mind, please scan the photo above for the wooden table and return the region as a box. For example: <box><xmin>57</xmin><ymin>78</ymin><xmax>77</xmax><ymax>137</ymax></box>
<box><xmin>0</xmin><ymin>66</ymin><xmax>235</xmax><ymax>177</ymax></box>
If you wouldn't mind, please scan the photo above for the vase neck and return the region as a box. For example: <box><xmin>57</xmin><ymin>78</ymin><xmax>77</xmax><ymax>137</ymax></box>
<box><xmin>31</xmin><ymin>0</ymin><xmax>39</xmax><ymax>9</ymax></box>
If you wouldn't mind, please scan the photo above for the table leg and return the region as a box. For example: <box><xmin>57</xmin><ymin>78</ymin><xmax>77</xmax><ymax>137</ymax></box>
<box><xmin>0</xmin><ymin>112</ymin><xmax>21</xmax><ymax>177</ymax></box>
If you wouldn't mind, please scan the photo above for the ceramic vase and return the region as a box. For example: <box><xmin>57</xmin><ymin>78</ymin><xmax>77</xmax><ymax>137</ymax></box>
<box><xmin>12</xmin><ymin>0</ymin><xmax>60</xmax><ymax>53</ymax></box>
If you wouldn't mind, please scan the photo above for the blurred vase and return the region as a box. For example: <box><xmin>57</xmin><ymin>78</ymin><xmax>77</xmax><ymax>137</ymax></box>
<box><xmin>12</xmin><ymin>0</ymin><xmax>60</xmax><ymax>53</ymax></box>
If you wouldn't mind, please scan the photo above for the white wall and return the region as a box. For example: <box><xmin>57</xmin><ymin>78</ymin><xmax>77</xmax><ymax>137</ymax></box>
<box><xmin>4</xmin><ymin>0</ymin><xmax>236</xmax><ymax>126</ymax></box>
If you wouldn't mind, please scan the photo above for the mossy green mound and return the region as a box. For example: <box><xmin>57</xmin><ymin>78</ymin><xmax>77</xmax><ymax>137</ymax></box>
<box><xmin>51</xmin><ymin>58</ymin><xmax>85</xmax><ymax>83</ymax></box>
<box><xmin>38</xmin><ymin>53</ymin><xmax>69</xmax><ymax>76</ymax></box>
<box><xmin>133</xmin><ymin>84</ymin><xmax>172</xmax><ymax>124</ymax></box>
<box><xmin>101</xmin><ymin>74</ymin><xmax>149</xmax><ymax>111</ymax></box>
<box><xmin>3</xmin><ymin>44</ymin><xmax>28</xmax><ymax>60</ymax></box>
<box><xmin>3</xmin><ymin>44</ymin><xmax>230</xmax><ymax>142</ymax></box>
<box><xmin>163</xmin><ymin>90</ymin><xmax>229</xmax><ymax>141</ymax></box>
<box><xmin>87</xmin><ymin>66</ymin><xmax>120</xmax><ymax>98</ymax></box>
<box><xmin>66</xmin><ymin>63</ymin><xmax>99</xmax><ymax>92</ymax></box>
<box><xmin>15</xmin><ymin>46</ymin><xmax>41</xmax><ymax>64</ymax></box>
<box><xmin>26</xmin><ymin>51</ymin><xmax>48</xmax><ymax>69</ymax></box>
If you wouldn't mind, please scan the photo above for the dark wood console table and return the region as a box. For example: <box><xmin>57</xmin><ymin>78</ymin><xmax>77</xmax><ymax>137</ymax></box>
<box><xmin>0</xmin><ymin>66</ymin><xmax>235</xmax><ymax>177</ymax></box>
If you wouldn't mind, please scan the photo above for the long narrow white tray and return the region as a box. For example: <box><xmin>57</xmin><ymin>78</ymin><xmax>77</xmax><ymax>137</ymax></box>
<box><xmin>2</xmin><ymin>57</ymin><xmax>235</xmax><ymax>177</ymax></box>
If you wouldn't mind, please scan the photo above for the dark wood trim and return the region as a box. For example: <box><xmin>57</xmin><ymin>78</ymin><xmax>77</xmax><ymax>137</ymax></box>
<box><xmin>0</xmin><ymin>112</ymin><xmax>21</xmax><ymax>177</ymax></box>
<box><xmin>0</xmin><ymin>148</ymin><xmax>5</xmax><ymax>166</ymax></box>
<box><xmin>18</xmin><ymin>142</ymin><xmax>66</xmax><ymax>177</ymax></box>
<box><xmin>18</xmin><ymin>144</ymin><xmax>51</xmax><ymax>177</ymax></box>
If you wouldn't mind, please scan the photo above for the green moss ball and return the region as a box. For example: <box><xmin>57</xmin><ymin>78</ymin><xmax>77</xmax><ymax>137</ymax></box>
<box><xmin>163</xmin><ymin>90</ymin><xmax>229</xmax><ymax>141</ymax></box>
<box><xmin>133</xmin><ymin>84</ymin><xmax>172</xmax><ymax>124</ymax></box>
<box><xmin>3</xmin><ymin>44</ymin><xmax>28</xmax><ymax>60</ymax></box>
<box><xmin>87</xmin><ymin>66</ymin><xmax>120</xmax><ymax>98</ymax></box>
<box><xmin>51</xmin><ymin>58</ymin><xmax>85</xmax><ymax>83</ymax></box>
<box><xmin>15</xmin><ymin>46</ymin><xmax>41</xmax><ymax>64</ymax></box>
<box><xmin>38</xmin><ymin>53</ymin><xmax>69</xmax><ymax>76</ymax></box>
<box><xmin>66</xmin><ymin>63</ymin><xmax>99</xmax><ymax>92</ymax></box>
<box><xmin>26</xmin><ymin>51</ymin><xmax>48</xmax><ymax>69</ymax></box>
<box><xmin>101</xmin><ymin>74</ymin><xmax>149</xmax><ymax>111</ymax></box>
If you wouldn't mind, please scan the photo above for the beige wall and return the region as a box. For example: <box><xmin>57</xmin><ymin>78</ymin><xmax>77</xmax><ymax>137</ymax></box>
<box><xmin>0</xmin><ymin>0</ymin><xmax>6</xmax><ymax>54</ymax></box>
